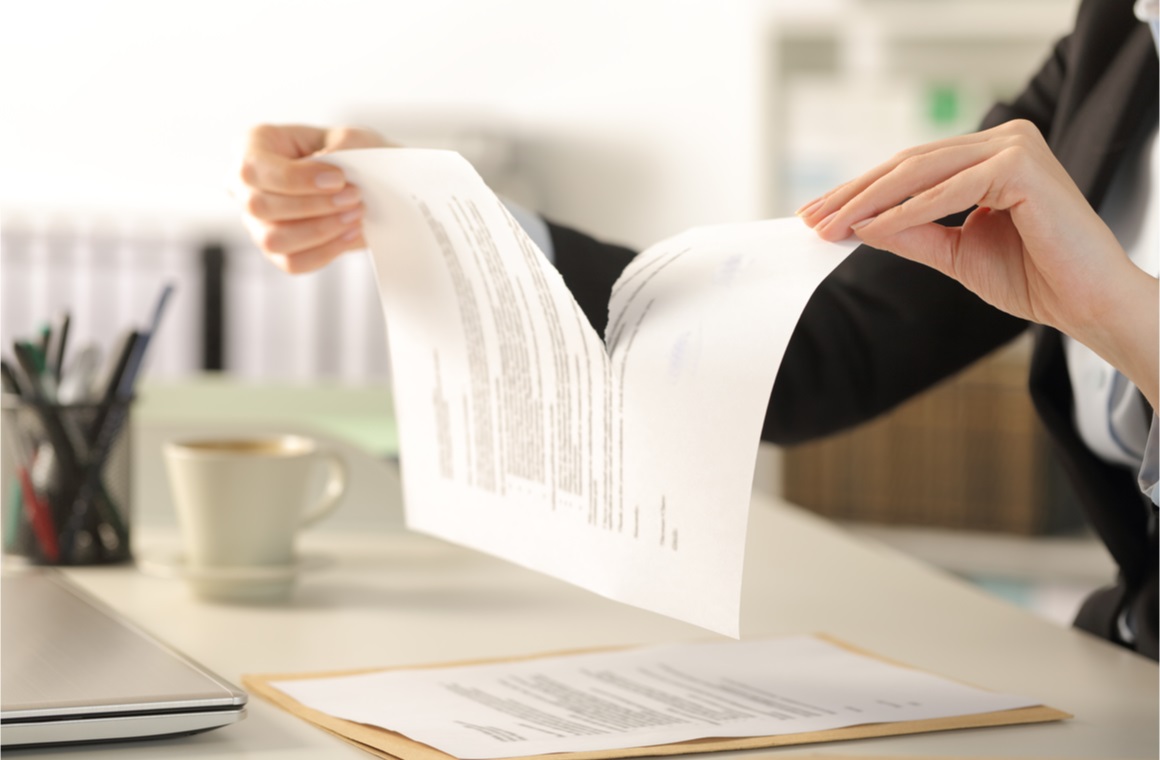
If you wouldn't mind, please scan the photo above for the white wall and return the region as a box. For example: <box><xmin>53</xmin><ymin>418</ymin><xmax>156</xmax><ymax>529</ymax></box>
<box><xmin>0</xmin><ymin>0</ymin><xmax>773</xmax><ymax>247</ymax></box>
<box><xmin>0</xmin><ymin>0</ymin><xmax>1080</xmax><ymax>240</ymax></box>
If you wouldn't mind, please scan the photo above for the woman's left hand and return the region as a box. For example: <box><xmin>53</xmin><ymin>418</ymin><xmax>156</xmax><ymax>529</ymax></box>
<box><xmin>799</xmin><ymin>118</ymin><xmax>1158</xmax><ymax>410</ymax></box>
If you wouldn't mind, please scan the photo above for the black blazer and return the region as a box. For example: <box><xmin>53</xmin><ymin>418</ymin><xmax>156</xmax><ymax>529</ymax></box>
<box><xmin>546</xmin><ymin>0</ymin><xmax>1159</xmax><ymax>658</ymax></box>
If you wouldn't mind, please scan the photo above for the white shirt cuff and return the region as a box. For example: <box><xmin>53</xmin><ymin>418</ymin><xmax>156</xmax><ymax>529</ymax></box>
<box><xmin>502</xmin><ymin>198</ymin><xmax>554</xmax><ymax>264</ymax></box>
<box><xmin>1139</xmin><ymin>413</ymin><xmax>1159</xmax><ymax>506</ymax></box>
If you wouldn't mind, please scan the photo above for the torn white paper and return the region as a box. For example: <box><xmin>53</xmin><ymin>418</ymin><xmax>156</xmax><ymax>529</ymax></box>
<box><xmin>323</xmin><ymin>149</ymin><xmax>856</xmax><ymax>636</ymax></box>
<box><xmin>271</xmin><ymin>635</ymin><xmax>1039</xmax><ymax>759</ymax></box>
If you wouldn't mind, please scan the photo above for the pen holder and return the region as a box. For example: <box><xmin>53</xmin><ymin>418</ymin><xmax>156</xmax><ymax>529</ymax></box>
<box><xmin>1</xmin><ymin>394</ymin><xmax>133</xmax><ymax>565</ymax></box>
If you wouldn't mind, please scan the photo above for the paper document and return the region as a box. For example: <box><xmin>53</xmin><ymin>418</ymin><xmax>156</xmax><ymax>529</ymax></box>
<box><xmin>325</xmin><ymin>149</ymin><xmax>856</xmax><ymax>636</ymax></box>
<box><xmin>270</xmin><ymin>636</ymin><xmax>1039</xmax><ymax>759</ymax></box>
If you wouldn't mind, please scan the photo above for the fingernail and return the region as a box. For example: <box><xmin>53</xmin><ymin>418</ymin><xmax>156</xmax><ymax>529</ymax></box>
<box><xmin>850</xmin><ymin>217</ymin><xmax>875</xmax><ymax>231</ymax></box>
<box><xmin>316</xmin><ymin>171</ymin><xmax>344</xmax><ymax>191</ymax></box>
<box><xmin>331</xmin><ymin>186</ymin><xmax>360</xmax><ymax>207</ymax></box>
<box><xmin>797</xmin><ymin>198</ymin><xmax>825</xmax><ymax>217</ymax></box>
<box><xmin>340</xmin><ymin>227</ymin><xmax>362</xmax><ymax>242</ymax></box>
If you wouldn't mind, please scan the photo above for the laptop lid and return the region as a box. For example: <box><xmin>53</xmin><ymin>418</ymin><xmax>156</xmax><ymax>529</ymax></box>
<box><xmin>1</xmin><ymin>570</ymin><xmax>247</xmax><ymax>747</ymax></box>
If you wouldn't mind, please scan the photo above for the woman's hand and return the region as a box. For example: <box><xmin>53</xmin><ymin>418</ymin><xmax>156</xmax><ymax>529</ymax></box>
<box><xmin>799</xmin><ymin>119</ymin><xmax>1158</xmax><ymax>409</ymax></box>
<box><xmin>234</xmin><ymin>124</ymin><xmax>391</xmax><ymax>274</ymax></box>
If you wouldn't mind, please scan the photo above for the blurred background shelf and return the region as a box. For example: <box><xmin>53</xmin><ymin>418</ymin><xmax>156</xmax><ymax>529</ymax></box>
<box><xmin>766</xmin><ymin>1</ymin><xmax>1073</xmax><ymax>213</ymax></box>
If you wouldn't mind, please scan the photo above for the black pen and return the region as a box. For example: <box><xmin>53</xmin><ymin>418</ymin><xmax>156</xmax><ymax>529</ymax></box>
<box><xmin>45</xmin><ymin>312</ymin><xmax>70</xmax><ymax>386</ymax></box>
<box><xmin>1</xmin><ymin>359</ymin><xmax>25</xmax><ymax>397</ymax></box>
<box><xmin>147</xmin><ymin>284</ymin><xmax>175</xmax><ymax>337</ymax></box>
<box><xmin>86</xmin><ymin>329</ymin><xmax>139</xmax><ymax>446</ymax></box>
<box><xmin>113</xmin><ymin>283</ymin><xmax>174</xmax><ymax>399</ymax></box>
<box><xmin>116</xmin><ymin>331</ymin><xmax>150</xmax><ymax>400</ymax></box>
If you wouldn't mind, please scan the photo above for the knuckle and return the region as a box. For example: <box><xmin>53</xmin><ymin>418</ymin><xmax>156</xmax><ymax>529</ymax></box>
<box><xmin>330</xmin><ymin>126</ymin><xmax>356</xmax><ymax>144</ymax></box>
<box><xmin>890</xmin><ymin>144</ymin><xmax>928</xmax><ymax>167</ymax></box>
<box><xmin>1002</xmin><ymin>119</ymin><xmax>1045</xmax><ymax>148</ymax></box>
<box><xmin>332</xmin><ymin>125</ymin><xmax>384</xmax><ymax>149</ymax></box>
<box><xmin>997</xmin><ymin>144</ymin><xmax>1030</xmax><ymax>170</ymax></box>
<box><xmin>243</xmin><ymin>192</ymin><xmax>268</xmax><ymax>219</ymax></box>
<box><xmin>280</xmin><ymin>255</ymin><xmax>306</xmax><ymax>275</ymax></box>
<box><xmin>283</xmin><ymin>249</ymin><xmax>324</xmax><ymax>276</ymax></box>
<box><xmin>892</xmin><ymin>145</ymin><xmax>920</xmax><ymax>164</ymax></box>
<box><xmin>259</xmin><ymin>225</ymin><xmax>286</xmax><ymax>254</ymax></box>
<box><xmin>250</xmin><ymin>123</ymin><xmax>281</xmax><ymax>143</ymax></box>
<box><xmin>896</xmin><ymin>153</ymin><xmax>926</xmax><ymax>173</ymax></box>
<box><xmin>1006</xmin><ymin>118</ymin><xmax>1036</xmax><ymax>136</ymax></box>
<box><xmin>238</xmin><ymin>158</ymin><xmax>260</xmax><ymax>188</ymax></box>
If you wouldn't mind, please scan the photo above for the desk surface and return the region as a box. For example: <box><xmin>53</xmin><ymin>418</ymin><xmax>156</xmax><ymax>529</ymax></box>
<box><xmin>13</xmin><ymin>493</ymin><xmax>1154</xmax><ymax>759</ymax></box>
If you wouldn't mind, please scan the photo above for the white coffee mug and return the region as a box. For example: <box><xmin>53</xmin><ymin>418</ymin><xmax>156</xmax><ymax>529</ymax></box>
<box><xmin>163</xmin><ymin>435</ymin><xmax>346</xmax><ymax>602</ymax></box>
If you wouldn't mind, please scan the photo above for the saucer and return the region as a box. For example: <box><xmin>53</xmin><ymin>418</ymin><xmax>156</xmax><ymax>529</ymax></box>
<box><xmin>136</xmin><ymin>551</ymin><xmax>332</xmax><ymax>582</ymax></box>
<box><xmin>136</xmin><ymin>552</ymin><xmax>331</xmax><ymax>603</ymax></box>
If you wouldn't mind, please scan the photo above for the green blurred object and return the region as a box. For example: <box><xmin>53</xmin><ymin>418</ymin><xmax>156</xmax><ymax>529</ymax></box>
<box><xmin>928</xmin><ymin>83</ymin><xmax>960</xmax><ymax>126</ymax></box>
<box><xmin>5</xmin><ymin>482</ymin><xmax>23</xmax><ymax>551</ymax></box>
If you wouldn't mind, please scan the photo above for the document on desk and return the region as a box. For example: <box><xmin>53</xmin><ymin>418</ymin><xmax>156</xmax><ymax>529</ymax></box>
<box><xmin>323</xmin><ymin>149</ymin><xmax>857</xmax><ymax>636</ymax></box>
<box><xmin>266</xmin><ymin>636</ymin><xmax>1041</xmax><ymax>759</ymax></box>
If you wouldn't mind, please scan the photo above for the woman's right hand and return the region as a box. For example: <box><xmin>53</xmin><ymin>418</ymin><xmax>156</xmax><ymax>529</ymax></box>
<box><xmin>234</xmin><ymin>124</ymin><xmax>391</xmax><ymax>274</ymax></box>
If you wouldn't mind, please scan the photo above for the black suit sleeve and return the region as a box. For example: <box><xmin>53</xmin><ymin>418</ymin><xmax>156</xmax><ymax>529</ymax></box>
<box><xmin>980</xmin><ymin>32</ymin><xmax>1069</xmax><ymax>134</ymax></box>
<box><xmin>547</xmin><ymin>221</ymin><xmax>636</xmax><ymax>339</ymax></box>
<box><xmin>763</xmin><ymin>249</ymin><xmax>1027</xmax><ymax>444</ymax></box>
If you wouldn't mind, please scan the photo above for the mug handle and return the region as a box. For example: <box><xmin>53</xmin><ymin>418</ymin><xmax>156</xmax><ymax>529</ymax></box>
<box><xmin>301</xmin><ymin>450</ymin><xmax>347</xmax><ymax>527</ymax></box>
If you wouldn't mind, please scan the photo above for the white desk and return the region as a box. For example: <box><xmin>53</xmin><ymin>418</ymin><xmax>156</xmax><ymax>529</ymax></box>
<box><xmin>18</xmin><ymin>492</ymin><xmax>1158</xmax><ymax>759</ymax></box>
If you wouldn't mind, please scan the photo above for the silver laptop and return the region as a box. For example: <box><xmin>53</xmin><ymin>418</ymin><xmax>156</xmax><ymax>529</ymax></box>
<box><xmin>1</xmin><ymin>570</ymin><xmax>247</xmax><ymax>747</ymax></box>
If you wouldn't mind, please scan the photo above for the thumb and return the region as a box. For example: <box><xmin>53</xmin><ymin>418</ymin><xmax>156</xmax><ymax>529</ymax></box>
<box><xmin>853</xmin><ymin>222</ymin><xmax>962</xmax><ymax>281</ymax></box>
<box><xmin>854</xmin><ymin>208</ymin><xmax>1025</xmax><ymax>294</ymax></box>
<box><xmin>238</xmin><ymin>124</ymin><xmax>348</xmax><ymax>194</ymax></box>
